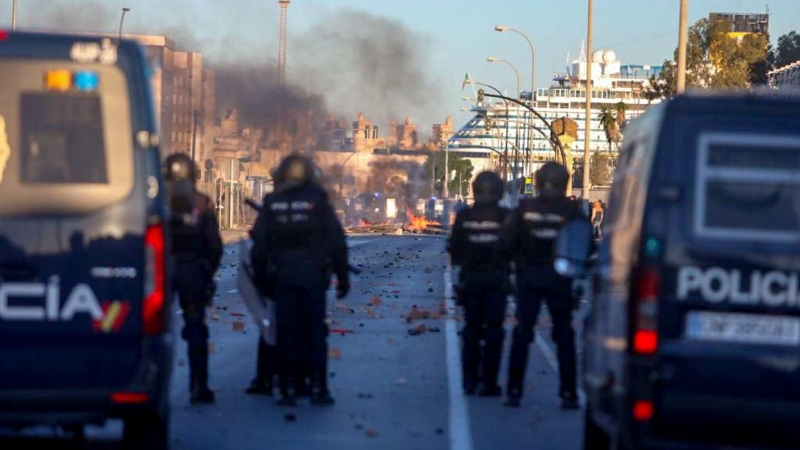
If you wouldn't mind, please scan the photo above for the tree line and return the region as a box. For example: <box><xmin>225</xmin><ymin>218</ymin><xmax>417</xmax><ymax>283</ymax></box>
<box><xmin>643</xmin><ymin>19</ymin><xmax>800</xmax><ymax>100</ymax></box>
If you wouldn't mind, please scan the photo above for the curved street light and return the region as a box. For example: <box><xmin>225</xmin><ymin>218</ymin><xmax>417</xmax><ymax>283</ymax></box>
<box><xmin>119</xmin><ymin>7</ymin><xmax>131</xmax><ymax>40</ymax></box>
<box><xmin>486</xmin><ymin>56</ymin><xmax>522</xmax><ymax>189</ymax></box>
<box><xmin>494</xmin><ymin>25</ymin><xmax>537</xmax><ymax>178</ymax></box>
<box><xmin>494</xmin><ymin>25</ymin><xmax>536</xmax><ymax>100</ymax></box>
<box><xmin>467</xmin><ymin>80</ymin><xmax>511</xmax><ymax>181</ymax></box>
<box><xmin>486</xmin><ymin>56</ymin><xmax>521</xmax><ymax>99</ymax></box>
<box><xmin>337</xmin><ymin>151</ymin><xmax>359</xmax><ymax>198</ymax></box>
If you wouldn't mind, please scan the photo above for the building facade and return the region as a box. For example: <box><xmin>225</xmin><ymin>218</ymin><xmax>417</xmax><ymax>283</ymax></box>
<box><xmin>125</xmin><ymin>35</ymin><xmax>216</xmax><ymax>178</ymax></box>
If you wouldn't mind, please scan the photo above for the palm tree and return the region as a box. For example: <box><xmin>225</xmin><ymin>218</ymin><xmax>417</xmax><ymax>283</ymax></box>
<box><xmin>614</xmin><ymin>101</ymin><xmax>629</xmax><ymax>131</ymax></box>
<box><xmin>597</xmin><ymin>105</ymin><xmax>619</xmax><ymax>153</ymax></box>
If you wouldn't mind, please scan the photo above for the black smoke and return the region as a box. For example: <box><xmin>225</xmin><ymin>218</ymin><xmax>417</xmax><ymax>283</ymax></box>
<box><xmin>9</xmin><ymin>1</ymin><xmax>442</xmax><ymax>138</ymax></box>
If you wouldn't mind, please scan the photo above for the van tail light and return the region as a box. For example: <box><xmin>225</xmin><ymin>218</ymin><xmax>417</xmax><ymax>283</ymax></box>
<box><xmin>632</xmin><ymin>266</ymin><xmax>660</xmax><ymax>355</ymax></box>
<box><xmin>110</xmin><ymin>391</ymin><xmax>150</xmax><ymax>404</ymax></box>
<box><xmin>143</xmin><ymin>224</ymin><xmax>166</xmax><ymax>335</ymax></box>
<box><xmin>632</xmin><ymin>400</ymin><xmax>654</xmax><ymax>421</ymax></box>
<box><xmin>0</xmin><ymin>30</ymin><xmax>8</xmax><ymax>41</ymax></box>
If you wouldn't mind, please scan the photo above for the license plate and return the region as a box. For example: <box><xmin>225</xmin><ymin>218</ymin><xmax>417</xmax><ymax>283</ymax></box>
<box><xmin>685</xmin><ymin>311</ymin><xmax>800</xmax><ymax>346</ymax></box>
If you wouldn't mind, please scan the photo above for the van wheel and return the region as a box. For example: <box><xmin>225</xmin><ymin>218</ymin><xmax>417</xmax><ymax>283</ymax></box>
<box><xmin>123</xmin><ymin>410</ymin><xmax>169</xmax><ymax>450</ymax></box>
<box><xmin>583</xmin><ymin>407</ymin><xmax>611</xmax><ymax>450</ymax></box>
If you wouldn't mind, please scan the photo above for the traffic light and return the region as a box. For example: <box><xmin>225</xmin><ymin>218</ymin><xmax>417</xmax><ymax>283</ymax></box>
<box><xmin>477</xmin><ymin>88</ymin><xmax>485</xmax><ymax>107</ymax></box>
<box><xmin>484</xmin><ymin>117</ymin><xmax>493</xmax><ymax>131</ymax></box>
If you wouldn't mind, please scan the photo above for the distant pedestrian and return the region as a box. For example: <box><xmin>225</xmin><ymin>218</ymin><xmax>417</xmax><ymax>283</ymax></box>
<box><xmin>591</xmin><ymin>200</ymin><xmax>604</xmax><ymax>239</ymax></box>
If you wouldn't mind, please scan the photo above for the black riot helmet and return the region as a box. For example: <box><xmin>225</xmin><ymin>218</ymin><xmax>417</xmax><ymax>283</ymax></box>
<box><xmin>164</xmin><ymin>152</ymin><xmax>198</xmax><ymax>217</ymax></box>
<box><xmin>535</xmin><ymin>161</ymin><xmax>569</xmax><ymax>197</ymax></box>
<box><xmin>472</xmin><ymin>171</ymin><xmax>504</xmax><ymax>205</ymax></box>
<box><xmin>273</xmin><ymin>152</ymin><xmax>316</xmax><ymax>191</ymax></box>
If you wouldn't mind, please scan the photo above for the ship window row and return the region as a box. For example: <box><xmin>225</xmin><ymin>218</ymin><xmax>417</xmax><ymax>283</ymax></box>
<box><xmin>536</xmin><ymin>88</ymin><xmax>647</xmax><ymax>101</ymax></box>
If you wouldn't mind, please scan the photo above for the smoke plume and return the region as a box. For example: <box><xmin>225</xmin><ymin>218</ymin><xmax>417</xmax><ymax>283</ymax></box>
<box><xmin>10</xmin><ymin>1</ymin><xmax>443</xmax><ymax>136</ymax></box>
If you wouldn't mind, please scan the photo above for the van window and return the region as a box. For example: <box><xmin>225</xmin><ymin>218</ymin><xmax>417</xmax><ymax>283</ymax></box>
<box><xmin>0</xmin><ymin>60</ymin><xmax>134</xmax><ymax>216</ymax></box>
<box><xmin>694</xmin><ymin>134</ymin><xmax>800</xmax><ymax>242</ymax></box>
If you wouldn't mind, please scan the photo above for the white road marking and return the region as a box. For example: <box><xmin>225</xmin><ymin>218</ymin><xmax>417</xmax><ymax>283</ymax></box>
<box><xmin>227</xmin><ymin>289</ymin><xmax>238</xmax><ymax>294</ymax></box>
<box><xmin>444</xmin><ymin>265</ymin><xmax>474</xmax><ymax>450</ymax></box>
<box><xmin>534</xmin><ymin>329</ymin><xmax>588</xmax><ymax>405</ymax></box>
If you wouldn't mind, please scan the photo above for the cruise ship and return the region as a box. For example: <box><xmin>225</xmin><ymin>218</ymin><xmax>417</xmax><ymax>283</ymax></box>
<box><xmin>448</xmin><ymin>47</ymin><xmax>664</xmax><ymax>183</ymax></box>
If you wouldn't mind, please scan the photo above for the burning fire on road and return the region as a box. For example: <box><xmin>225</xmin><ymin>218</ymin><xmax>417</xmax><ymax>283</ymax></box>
<box><xmin>344</xmin><ymin>209</ymin><xmax>447</xmax><ymax>235</ymax></box>
<box><xmin>403</xmin><ymin>208</ymin><xmax>441</xmax><ymax>233</ymax></box>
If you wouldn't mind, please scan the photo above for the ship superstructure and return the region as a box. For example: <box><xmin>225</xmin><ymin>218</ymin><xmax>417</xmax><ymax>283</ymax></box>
<box><xmin>449</xmin><ymin>47</ymin><xmax>663</xmax><ymax>179</ymax></box>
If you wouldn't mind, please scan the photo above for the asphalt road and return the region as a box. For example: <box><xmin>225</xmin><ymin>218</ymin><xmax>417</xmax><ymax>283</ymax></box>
<box><xmin>0</xmin><ymin>234</ymin><xmax>583</xmax><ymax>450</ymax></box>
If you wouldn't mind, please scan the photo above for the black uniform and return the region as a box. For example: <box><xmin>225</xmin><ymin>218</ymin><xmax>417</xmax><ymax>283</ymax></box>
<box><xmin>250</xmin><ymin>178</ymin><xmax>349</xmax><ymax>406</ymax></box>
<box><xmin>171</xmin><ymin>191</ymin><xmax>223</xmax><ymax>404</ymax></box>
<box><xmin>448</xmin><ymin>203</ymin><xmax>510</xmax><ymax>396</ymax></box>
<box><xmin>502</xmin><ymin>193</ymin><xmax>583</xmax><ymax>408</ymax></box>
<box><xmin>245</xmin><ymin>201</ymin><xmax>280</xmax><ymax>397</ymax></box>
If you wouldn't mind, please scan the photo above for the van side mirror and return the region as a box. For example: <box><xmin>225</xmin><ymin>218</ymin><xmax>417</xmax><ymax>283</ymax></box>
<box><xmin>553</xmin><ymin>218</ymin><xmax>594</xmax><ymax>278</ymax></box>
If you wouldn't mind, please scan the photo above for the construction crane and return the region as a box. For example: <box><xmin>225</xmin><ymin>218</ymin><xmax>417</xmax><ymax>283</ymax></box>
<box><xmin>278</xmin><ymin>0</ymin><xmax>291</xmax><ymax>86</ymax></box>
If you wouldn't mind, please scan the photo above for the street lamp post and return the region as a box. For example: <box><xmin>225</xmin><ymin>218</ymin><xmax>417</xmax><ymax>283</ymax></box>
<box><xmin>495</xmin><ymin>25</ymin><xmax>537</xmax><ymax>178</ymax></box>
<box><xmin>338</xmin><ymin>151</ymin><xmax>358</xmax><ymax>198</ymax></box>
<box><xmin>12</xmin><ymin>0</ymin><xmax>18</xmax><ymax>31</ymax></box>
<box><xmin>468</xmin><ymin>80</ymin><xmax>513</xmax><ymax>181</ymax></box>
<box><xmin>487</xmin><ymin>56</ymin><xmax>522</xmax><ymax>197</ymax></box>
<box><xmin>677</xmin><ymin>0</ymin><xmax>689</xmax><ymax>93</ymax></box>
<box><xmin>494</xmin><ymin>25</ymin><xmax>536</xmax><ymax>101</ymax></box>
<box><xmin>582</xmin><ymin>0</ymin><xmax>594</xmax><ymax>199</ymax></box>
<box><xmin>119</xmin><ymin>7</ymin><xmax>130</xmax><ymax>40</ymax></box>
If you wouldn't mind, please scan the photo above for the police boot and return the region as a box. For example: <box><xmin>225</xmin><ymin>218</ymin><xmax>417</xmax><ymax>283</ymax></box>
<box><xmin>188</xmin><ymin>344</ymin><xmax>215</xmax><ymax>405</ymax></box>
<box><xmin>247</xmin><ymin>339</ymin><xmax>275</xmax><ymax>395</ymax></box>
<box><xmin>503</xmin><ymin>389</ymin><xmax>522</xmax><ymax>408</ymax></box>
<box><xmin>309</xmin><ymin>368</ymin><xmax>334</xmax><ymax>406</ymax></box>
<box><xmin>245</xmin><ymin>378</ymin><xmax>273</xmax><ymax>396</ymax></box>
<box><xmin>191</xmin><ymin>383</ymin><xmax>216</xmax><ymax>404</ymax></box>
<box><xmin>561</xmin><ymin>392</ymin><xmax>580</xmax><ymax>410</ymax></box>
<box><xmin>478</xmin><ymin>384</ymin><xmax>502</xmax><ymax>397</ymax></box>
<box><xmin>277</xmin><ymin>390</ymin><xmax>297</xmax><ymax>407</ymax></box>
<box><xmin>277</xmin><ymin>375</ymin><xmax>297</xmax><ymax>407</ymax></box>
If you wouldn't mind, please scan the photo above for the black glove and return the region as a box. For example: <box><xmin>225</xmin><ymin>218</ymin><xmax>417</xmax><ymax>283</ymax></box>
<box><xmin>571</xmin><ymin>279</ymin><xmax>587</xmax><ymax>309</ymax></box>
<box><xmin>336</xmin><ymin>278</ymin><xmax>350</xmax><ymax>299</ymax></box>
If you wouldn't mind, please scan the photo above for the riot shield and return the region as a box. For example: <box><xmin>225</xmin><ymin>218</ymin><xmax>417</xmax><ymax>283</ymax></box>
<box><xmin>237</xmin><ymin>239</ymin><xmax>277</xmax><ymax>345</ymax></box>
<box><xmin>553</xmin><ymin>218</ymin><xmax>594</xmax><ymax>279</ymax></box>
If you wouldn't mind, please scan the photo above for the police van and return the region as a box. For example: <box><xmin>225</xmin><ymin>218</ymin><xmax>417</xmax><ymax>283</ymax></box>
<box><xmin>0</xmin><ymin>32</ymin><xmax>172</xmax><ymax>448</ymax></box>
<box><xmin>582</xmin><ymin>91</ymin><xmax>800</xmax><ymax>449</ymax></box>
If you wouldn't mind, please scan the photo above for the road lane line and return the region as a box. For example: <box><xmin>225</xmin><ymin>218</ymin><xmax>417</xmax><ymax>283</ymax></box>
<box><xmin>534</xmin><ymin>329</ymin><xmax>587</xmax><ymax>405</ymax></box>
<box><xmin>444</xmin><ymin>265</ymin><xmax>474</xmax><ymax>450</ymax></box>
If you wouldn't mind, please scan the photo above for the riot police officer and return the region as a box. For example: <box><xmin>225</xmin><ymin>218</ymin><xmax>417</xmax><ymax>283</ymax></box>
<box><xmin>448</xmin><ymin>172</ymin><xmax>510</xmax><ymax>396</ymax></box>
<box><xmin>502</xmin><ymin>161</ymin><xmax>583</xmax><ymax>409</ymax></box>
<box><xmin>165</xmin><ymin>153</ymin><xmax>223</xmax><ymax>405</ymax></box>
<box><xmin>250</xmin><ymin>153</ymin><xmax>350</xmax><ymax>406</ymax></box>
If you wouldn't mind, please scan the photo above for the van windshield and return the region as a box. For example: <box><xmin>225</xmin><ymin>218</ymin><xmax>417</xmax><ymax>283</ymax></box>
<box><xmin>0</xmin><ymin>60</ymin><xmax>134</xmax><ymax>216</ymax></box>
<box><xmin>695</xmin><ymin>134</ymin><xmax>800</xmax><ymax>242</ymax></box>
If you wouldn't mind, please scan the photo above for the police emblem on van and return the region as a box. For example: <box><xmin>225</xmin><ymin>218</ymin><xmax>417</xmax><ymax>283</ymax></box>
<box><xmin>677</xmin><ymin>266</ymin><xmax>800</xmax><ymax>307</ymax></box>
<box><xmin>0</xmin><ymin>276</ymin><xmax>130</xmax><ymax>332</ymax></box>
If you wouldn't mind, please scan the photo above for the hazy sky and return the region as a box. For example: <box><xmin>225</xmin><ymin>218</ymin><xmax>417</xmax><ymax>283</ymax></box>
<box><xmin>2</xmin><ymin>0</ymin><xmax>799</xmax><ymax>129</ymax></box>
